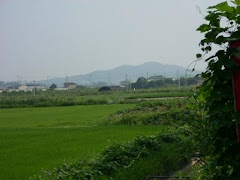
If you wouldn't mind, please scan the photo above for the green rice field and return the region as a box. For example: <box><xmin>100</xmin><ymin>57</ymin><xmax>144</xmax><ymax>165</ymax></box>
<box><xmin>0</xmin><ymin>104</ymin><xmax>135</xmax><ymax>128</ymax></box>
<box><xmin>0</xmin><ymin>105</ymin><xmax>166</xmax><ymax>180</ymax></box>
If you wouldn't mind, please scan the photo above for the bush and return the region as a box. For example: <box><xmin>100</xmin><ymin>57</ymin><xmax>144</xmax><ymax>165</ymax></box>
<box><xmin>31</xmin><ymin>132</ymin><xmax>192</xmax><ymax>180</ymax></box>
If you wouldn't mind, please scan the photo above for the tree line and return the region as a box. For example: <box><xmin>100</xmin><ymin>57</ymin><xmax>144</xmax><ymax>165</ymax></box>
<box><xmin>130</xmin><ymin>76</ymin><xmax>202</xmax><ymax>89</ymax></box>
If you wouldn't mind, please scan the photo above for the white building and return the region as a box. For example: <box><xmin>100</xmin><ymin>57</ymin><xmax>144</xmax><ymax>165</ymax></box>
<box><xmin>19</xmin><ymin>85</ymin><xmax>28</xmax><ymax>91</ymax></box>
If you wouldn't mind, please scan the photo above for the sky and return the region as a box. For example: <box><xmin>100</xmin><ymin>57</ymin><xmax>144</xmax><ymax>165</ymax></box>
<box><xmin>0</xmin><ymin>0</ymin><xmax>224</xmax><ymax>81</ymax></box>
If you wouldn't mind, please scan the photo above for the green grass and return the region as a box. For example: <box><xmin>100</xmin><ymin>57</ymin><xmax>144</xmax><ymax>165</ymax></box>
<box><xmin>0</xmin><ymin>104</ymin><xmax>166</xmax><ymax>180</ymax></box>
<box><xmin>0</xmin><ymin>126</ymin><xmax>166</xmax><ymax>180</ymax></box>
<box><xmin>0</xmin><ymin>104</ymin><xmax>134</xmax><ymax>128</ymax></box>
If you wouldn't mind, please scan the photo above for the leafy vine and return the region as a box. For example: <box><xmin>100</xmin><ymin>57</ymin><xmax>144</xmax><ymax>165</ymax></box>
<box><xmin>193</xmin><ymin>1</ymin><xmax>240</xmax><ymax>179</ymax></box>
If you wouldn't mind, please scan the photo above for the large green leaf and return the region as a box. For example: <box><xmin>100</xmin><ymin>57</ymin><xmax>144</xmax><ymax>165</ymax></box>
<box><xmin>234</xmin><ymin>0</ymin><xmax>240</xmax><ymax>5</ymax></box>
<box><xmin>209</xmin><ymin>2</ymin><xmax>235</xmax><ymax>13</ymax></box>
<box><xmin>197</xmin><ymin>24</ymin><xmax>211</xmax><ymax>32</ymax></box>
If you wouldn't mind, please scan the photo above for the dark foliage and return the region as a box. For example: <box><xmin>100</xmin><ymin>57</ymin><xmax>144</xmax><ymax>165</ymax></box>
<box><xmin>192</xmin><ymin>1</ymin><xmax>240</xmax><ymax>179</ymax></box>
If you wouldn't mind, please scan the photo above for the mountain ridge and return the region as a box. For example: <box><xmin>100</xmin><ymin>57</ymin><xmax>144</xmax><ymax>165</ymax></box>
<box><xmin>38</xmin><ymin>62</ymin><xmax>200</xmax><ymax>87</ymax></box>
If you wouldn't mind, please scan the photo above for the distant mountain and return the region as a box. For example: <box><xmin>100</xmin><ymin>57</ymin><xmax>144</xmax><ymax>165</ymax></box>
<box><xmin>38</xmin><ymin>62</ymin><xmax>200</xmax><ymax>87</ymax></box>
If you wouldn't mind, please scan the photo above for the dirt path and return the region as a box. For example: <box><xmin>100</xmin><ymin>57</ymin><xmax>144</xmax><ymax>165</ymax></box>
<box><xmin>122</xmin><ymin>96</ymin><xmax>187</xmax><ymax>103</ymax></box>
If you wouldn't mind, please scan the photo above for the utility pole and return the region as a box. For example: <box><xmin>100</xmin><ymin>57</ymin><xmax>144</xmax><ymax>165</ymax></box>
<box><xmin>47</xmin><ymin>76</ymin><xmax>49</xmax><ymax>87</ymax></box>
<box><xmin>108</xmin><ymin>73</ymin><xmax>111</xmax><ymax>86</ymax></box>
<box><xmin>66</xmin><ymin>74</ymin><xmax>69</xmax><ymax>89</ymax></box>
<box><xmin>33</xmin><ymin>80</ymin><xmax>36</xmax><ymax>96</ymax></box>
<box><xmin>17</xmin><ymin>75</ymin><xmax>20</xmax><ymax>84</ymax></box>
<box><xmin>89</xmin><ymin>75</ymin><xmax>92</xmax><ymax>86</ymax></box>
<box><xmin>126</xmin><ymin>74</ymin><xmax>128</xmax><ymax>92</ymax></box>
<box><xmin>65</xmin><ymin>74</ymin><xmax>68</xmax><ymax>83</ymax></box>
<box><xmin>129</xmin><ymin>78</ymin><xmax>131</xmax><ymax>90</ymax></box>
<box><xmin>185</xmin><ymin>73</ymin><xmax>188</xmax><ymax>87</ymax></box>
<box><xmin>177</xmin><ymin>70</ymin><xmax>180</xmax><ymax>91</ymax></box>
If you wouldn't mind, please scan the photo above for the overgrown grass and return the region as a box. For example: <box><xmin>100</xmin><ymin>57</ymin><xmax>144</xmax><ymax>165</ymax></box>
<box><xmin>102</xmin><ymin>99</ymin><xmax>189</xmax><ymax>126</ymax></box>
<box><xmin>31</xmin><ymin>132</ymin><xmax>192</xmax><ymax>180</ymax></box>
<box><xmin>102</xmin><ymin>144</ymin><xmax>187</xmax><ymax>180</ymax></box>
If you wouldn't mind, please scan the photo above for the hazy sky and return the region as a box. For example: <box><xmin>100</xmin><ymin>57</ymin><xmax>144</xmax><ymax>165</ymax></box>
<box><xmin>0</xmin><ymin>0</ymin><xmax>224</xmax><ymax>81</ymax></box>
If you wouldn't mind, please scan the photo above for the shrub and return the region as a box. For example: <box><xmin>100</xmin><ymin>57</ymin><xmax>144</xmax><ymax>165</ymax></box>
<box><xmin>31</xmin><ymin>132</ymin><xmax>192</xmax><ymax>180</ymax></box>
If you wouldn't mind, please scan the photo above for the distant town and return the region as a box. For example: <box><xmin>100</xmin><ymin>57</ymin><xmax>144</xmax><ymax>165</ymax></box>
<box><xmin>0</xmin><ymin>74</ymin><xmax>202</xmax><ymax>93</ymax></box>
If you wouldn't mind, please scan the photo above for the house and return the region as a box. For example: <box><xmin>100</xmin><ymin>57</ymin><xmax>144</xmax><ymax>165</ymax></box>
<box><xmin>98</xmin><ymin>86</ymin><xmax>122</xmax><ymax>92</ymax></box>
<box><xmin>25</xmin><ymin>84</ymin><xmax>46</xmax><ymax>91</ymax></box>
<box><xmin>0</xmin><ymin>88</ymin><xmax>4</xmax><ymax>93</ymax></box>
<box><xmin>7</xmin><ymin>85</ymin><xmax>20</xmax><ymax>91</ymax></box>
<box><xmin>19</xmin><ymin>85</ymin><xmax>28</xmax><ymax>91</ymax></box>
<box><xmin>55</xmin><ymin>88</ymin><xmax>68</xmax><ymax>91</ymax></box>
<box><xmin>64</xmin><ymin>82</ymin><xmax>77</xmax><ymax>90</ymax></box>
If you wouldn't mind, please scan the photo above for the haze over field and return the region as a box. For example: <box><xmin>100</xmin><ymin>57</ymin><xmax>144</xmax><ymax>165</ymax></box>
<box><xmin>0</xmin><ymin>0</ymin><xmax>221</xmax><ymax>81</ymax></box>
